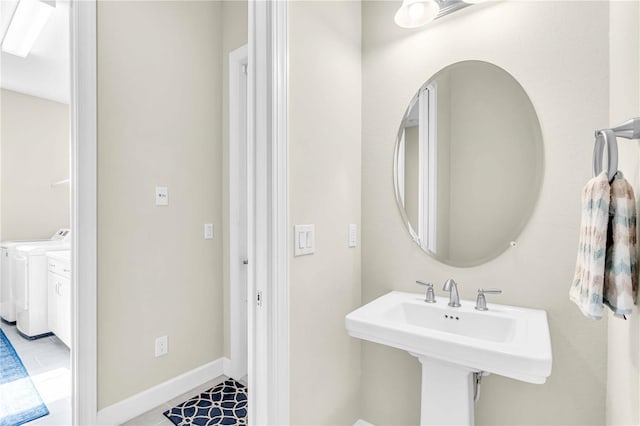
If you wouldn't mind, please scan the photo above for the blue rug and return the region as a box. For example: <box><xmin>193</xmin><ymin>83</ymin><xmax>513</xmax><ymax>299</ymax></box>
<box><xmin>164</xmin><ymin>379</ymin><xmax>247</xmax><ymax>425</ymax></box>
<box><xmin>0</xmin><ymin>329</ymin><xmax>49</xmax><ymax>426</ymax></box>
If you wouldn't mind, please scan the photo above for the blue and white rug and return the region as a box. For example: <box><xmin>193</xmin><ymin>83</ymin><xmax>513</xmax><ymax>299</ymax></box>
<box><xmin>164</xmin><ymin>379</ymin><xmax>247</xmax><ymax>426</ymax></box>
<box><xmin>0</xmin><ymin>329</ymin><xmax>49</xmax><ymax>426</ymax></box>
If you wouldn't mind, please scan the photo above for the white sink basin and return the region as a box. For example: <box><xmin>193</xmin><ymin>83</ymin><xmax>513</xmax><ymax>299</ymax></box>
<box><xmin>346</xmin><ymin>291</ymin><xmax>552</xmax><ymax>384</ymax></box>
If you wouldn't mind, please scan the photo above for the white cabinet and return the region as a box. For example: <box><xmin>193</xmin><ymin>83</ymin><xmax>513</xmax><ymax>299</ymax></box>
<box><xmin>47</xmin><ymin>274</ymin><xmax>58</xmax><ymax>335</ymax></box>
<box><xmin>47</xmin><ymin>254</ymin><xmax>71</xmax><ymax>348</ymax></box>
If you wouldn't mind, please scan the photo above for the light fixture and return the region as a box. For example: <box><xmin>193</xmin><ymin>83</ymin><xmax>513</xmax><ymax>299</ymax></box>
<box><xmin>394</xmin><ymin>0</ymin><xmax>488</xmax><ymax>29</ymax></box>
<box><xmin>1</xmin><ymin>0</ymin><xmax>55</xmax><ymax>58</ymax></box>
<box><xmin>394</xmin><ymin>0</ymin><xmax>440</xmax><ymax>29</ymax></box>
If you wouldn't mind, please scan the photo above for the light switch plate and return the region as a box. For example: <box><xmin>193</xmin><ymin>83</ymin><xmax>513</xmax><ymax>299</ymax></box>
<box><xmin>204</xmin><ymin>224</ymin><xmax>214</xmax><ymax>240</ymax></box>
<box><xmin>155</xmin><ymin>335</ymin><xmax>168</xmax><ymax>357</ymax></box>
<box><xmin>155</xmin><ymin>186</ymin><xmax>168</xmax><ymax>206</ymax></box>
<box><xmin>294</xmin><ymin>224</ymin><xmax>315</xmax><ymax>256</ymax></box>
<box><xmin>348</xmin><ymin>224</ymin><xmax>357</xmax><ymax>248</ymax></box>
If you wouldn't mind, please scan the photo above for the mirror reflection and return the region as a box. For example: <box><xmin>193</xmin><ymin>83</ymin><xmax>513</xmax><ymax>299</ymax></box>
<box><xmin>394</xmin><ymin>61</ymin><xmax>544</xmax><ymax>266</ymax></box>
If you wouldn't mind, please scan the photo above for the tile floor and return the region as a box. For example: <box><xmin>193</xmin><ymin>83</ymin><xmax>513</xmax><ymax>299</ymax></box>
<box><xmin>123</xmin><ymin>375</ymin><xmax>232</xmax><ymax>426</ymax></box>
<box><xmin>0</xmin><ymin>321</ymin><xmax>71</xmax><ymax>425</ymax></box>
<box><xmin>2</xmin><ymin>322</ymin><xmax>244</xmax><ymax>426</ymax></box>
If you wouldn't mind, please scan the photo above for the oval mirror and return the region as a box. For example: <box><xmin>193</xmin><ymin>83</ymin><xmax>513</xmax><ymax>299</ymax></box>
<box><xmin>394</xmin><ymin>61</ymin><xmax>544</xmax><ymax>267</ymax></box>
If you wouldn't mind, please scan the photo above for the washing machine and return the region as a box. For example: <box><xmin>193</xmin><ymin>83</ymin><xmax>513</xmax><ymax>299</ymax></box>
<box><xmin>0</xmin><ymin>228</ymin><xmax>70</xmax><ymax>323</ymax></box>
<box><xmin>13</xmin><ymin>234</ymin><xmax>71</xmax><ymax>339</ymax></box>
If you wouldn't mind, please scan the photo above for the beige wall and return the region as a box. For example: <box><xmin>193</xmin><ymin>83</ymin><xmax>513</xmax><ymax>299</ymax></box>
<box><xmin>221</xmin><ymin>0</ymin><xmax>248</xmax><ymax>359</ymax></box>
<box><xmin>362</xmin><ymin>1</ymin><xmax>608</xmax><ymax>425</ymax></box>
<box><xmin>97</xmin><ymin>1</ymin><xmax>224</xmax><ymax>408</ymax></box>
<box><xmin>0</xmin><ymin>89</ymin><xmax>69</xmax><ymax>241</ymax></box>
<box><xmin>606</xmin><ymin>2</ymin><xmax>640</xmax><ymax>425</ymax></box>
<box><xmin>289</xmin><ymin>1</ymin><xmax>362</xmax><ymax>424</ymax></box>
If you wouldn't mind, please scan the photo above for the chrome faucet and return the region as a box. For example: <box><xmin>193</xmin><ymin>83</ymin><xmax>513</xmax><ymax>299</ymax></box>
<box><xmin>416</xmin><ymin>280</ymin><xmax>436</xmax><ymax>303</ymax></box>
<box><xmin>475</xmin><ymin>288</ymin><xmax>502</xmax><ymax>311</ymax></box>
<box><xmin>442</xmin><ymin>279</ymin><xmax>461</xmax><ymax>307</ymax></box>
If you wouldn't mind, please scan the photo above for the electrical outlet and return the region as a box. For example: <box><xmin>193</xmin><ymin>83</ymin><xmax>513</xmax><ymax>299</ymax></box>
<box><xmin>155</xmin><ymin>335</ymin><xmax>168</xmax><ymax>357</ymax></box>
<box><xmin>204</xmin><ymin>223</ymin><xmax>214</xmax><ymax>239</ymax></box>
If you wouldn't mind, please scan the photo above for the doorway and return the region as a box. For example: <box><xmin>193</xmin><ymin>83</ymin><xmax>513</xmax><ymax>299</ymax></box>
<box><xmin>229</xmin><ymin>44</ymin><xmax>249</xmax><ymax>382</ymax></box>
<box><xmin>68</xmin><ymin>1</ymin><xmax>289</xmax><ymax>424</ymax></box>
<box><xmin>0</xmin><ymin>0</ymin><xmax>73</xmax><ymax>424</ymax></box>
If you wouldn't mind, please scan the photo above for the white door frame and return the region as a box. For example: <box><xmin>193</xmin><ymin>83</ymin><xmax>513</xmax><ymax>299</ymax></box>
<box><xmin>418</xmin><ymin>83</ymin><xmax>437</xmax><ymax>252</ymax></box>
<box><xmin>248</xmin><ymin>0</ymin><xmax>290</xmax><ymax>424</ymax></box>
<box><xmin>229</xmin><ymin>44</ymin><xmax>249</xmax><ymax>381</ymax></box>
<box><xmin>70</xmin><ymin>0</ymin><xmax>98</xmax><ymax>424</ymax></box>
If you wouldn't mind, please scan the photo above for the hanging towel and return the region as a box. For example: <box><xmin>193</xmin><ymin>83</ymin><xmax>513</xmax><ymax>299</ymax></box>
<box><xmin>603</xmin><ymin>171</ymin><xmax>637</xmax><ymax>316</ymax></box>
<box><xmin>570</xmin><ymin>171</ymin><xmax>611</xmax><ymax>319</ymax></box>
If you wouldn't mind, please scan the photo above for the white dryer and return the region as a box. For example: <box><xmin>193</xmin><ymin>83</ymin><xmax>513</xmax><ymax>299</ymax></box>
<box><xmin>0</xmin><ymin>228</ymin><xmax>70</xmax><ymax>323</ymax></box>
<box><xmin>14</xmin><ymin>234</ymin><xmax>71</xmax><ymax>339</ymax></box>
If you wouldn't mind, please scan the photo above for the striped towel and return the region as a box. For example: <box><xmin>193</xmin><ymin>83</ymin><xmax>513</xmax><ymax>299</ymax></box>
<box><xmin>603</xmin><ymin>171</ymin><xmax>637</xmax><ymax>316</ymax></box>
<box><xmin>570</xmin><ymin>171</ymin><xmax>611</xmax><ymax>319</ymax></box>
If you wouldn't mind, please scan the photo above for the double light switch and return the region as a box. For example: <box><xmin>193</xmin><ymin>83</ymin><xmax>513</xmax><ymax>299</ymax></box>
<box><xmin>294</xmin><ymin>225</ymin><xmax>315</xmax><ymax>256</ymax></box>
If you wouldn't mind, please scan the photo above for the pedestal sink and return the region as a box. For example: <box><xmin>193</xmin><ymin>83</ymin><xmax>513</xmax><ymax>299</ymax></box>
<box><xmin>345</xmin><ymin>291</ymin><xmax>552</xmax><ymax>425</ymax></box>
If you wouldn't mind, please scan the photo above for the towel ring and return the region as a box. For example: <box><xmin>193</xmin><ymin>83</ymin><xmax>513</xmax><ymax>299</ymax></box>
<box><xmin>593</xmin><ymin>129</ymin><xmax>618</xmax><ymax>182</ymax></box>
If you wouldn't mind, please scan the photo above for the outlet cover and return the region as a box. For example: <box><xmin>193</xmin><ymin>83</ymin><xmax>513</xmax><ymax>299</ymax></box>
<box><xmin>155</xmin><ymin>335</ymin><xmax>168</xmax><ymax>357</ymax></box>
<box><xmin>204</xmin><ymin>223</ymin><xmax>214</xmax><ymax>239</ymax></box>
<box><xmin>348</xmin><ymin>224</ymin><xmax>357</xmax><ymax>248</ymax></box>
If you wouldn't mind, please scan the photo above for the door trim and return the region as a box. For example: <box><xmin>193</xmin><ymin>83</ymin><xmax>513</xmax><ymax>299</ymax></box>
<box><xmin>248</xmin><ymin>0</ymin><xmax>290</xmax><ymax>423</ymax></box>
<box><xmin>270</xmin><ymin>1</ymin><xmax>290</xmax><ymax>422</ymax></box>
<box><xmin>70</xmin><ymin>0</ymin><xmax>98</xmax><ymax>423</ymax></box>
<box><xmin>229</xmin><ymin>44</ymin><xmax>249</xmax><ymax>380</ymax></box>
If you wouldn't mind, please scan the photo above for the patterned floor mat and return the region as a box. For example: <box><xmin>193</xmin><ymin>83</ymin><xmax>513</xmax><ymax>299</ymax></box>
<box><xmin>0</xmin><ymin>329</ymin><xmax>49</xmax><ymax>426</ymax></box>
<box><xmin>164</xmin><ymin>379</ymin><xmax>247</xmax><ymax>426</ymax></box>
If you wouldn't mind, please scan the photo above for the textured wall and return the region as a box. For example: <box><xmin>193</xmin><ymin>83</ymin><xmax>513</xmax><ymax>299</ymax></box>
<box><xmin>362</xmin><ymin>1</ymin><xmax>608</xmax><ymax>424</ymax></box>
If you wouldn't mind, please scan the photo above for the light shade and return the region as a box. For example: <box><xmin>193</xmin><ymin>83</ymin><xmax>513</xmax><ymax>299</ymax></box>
<box><xmin>394</xmin><ymin>0</ymin><xmax>440</xmax><ymax>29</ymax></box>
<box><xmin>2</xmin><ymin>0</ymin><xmax>54</xmax><ymax>58</ymax></box>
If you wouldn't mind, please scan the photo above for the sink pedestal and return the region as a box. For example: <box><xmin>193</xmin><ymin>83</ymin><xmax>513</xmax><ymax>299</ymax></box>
<box><xmin>416</xmin><ymin>356</ymin><xmax>476</xmax><ymax>426</ymax></box>
<box><xmin>346</xmin><ymin>292</ymin><xmax>552</xmax><ymax>424</ymax></box>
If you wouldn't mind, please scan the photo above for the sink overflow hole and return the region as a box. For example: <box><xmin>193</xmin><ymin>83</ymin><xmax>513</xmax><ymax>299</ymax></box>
<box><xmin>444</xmin><ymin>315</ymin><xmax>460</xmax><ymax>320</ymax></box>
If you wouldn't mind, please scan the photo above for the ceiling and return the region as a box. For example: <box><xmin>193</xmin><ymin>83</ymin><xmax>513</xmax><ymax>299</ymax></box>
<box><xmin>0</xmin><ymin>0</ymin><xmax>70</xmax><ymax>104</ymax></box>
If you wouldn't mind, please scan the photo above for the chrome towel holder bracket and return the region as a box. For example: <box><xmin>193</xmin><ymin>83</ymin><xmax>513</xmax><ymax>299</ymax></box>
<box><xmin>593</xmin><ymin>118</ymin><xmax>640</xmax><ymax>182</ymax></box>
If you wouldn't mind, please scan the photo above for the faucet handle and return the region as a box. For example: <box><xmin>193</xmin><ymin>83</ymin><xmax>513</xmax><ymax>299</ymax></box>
<box><xmin>416</xmin><ymin>280</ymin><xmax>436</xmax><ymax>303</ymax></box>
<box><xmin>475</xmin><ymin>288</ymin><xmax>502</xmax><ymax>311</ymax></box>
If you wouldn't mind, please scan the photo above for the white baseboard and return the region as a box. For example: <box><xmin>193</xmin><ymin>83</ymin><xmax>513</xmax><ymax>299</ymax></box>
<box><xmin>96</xmin><ymin>357</ymin><xmax>230</xmax><ymax>425</ymax></box>
<box><xmin>354</xmin><ymin>420</ymin><xmax>375</xmax><ymax>426</ymax></box>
